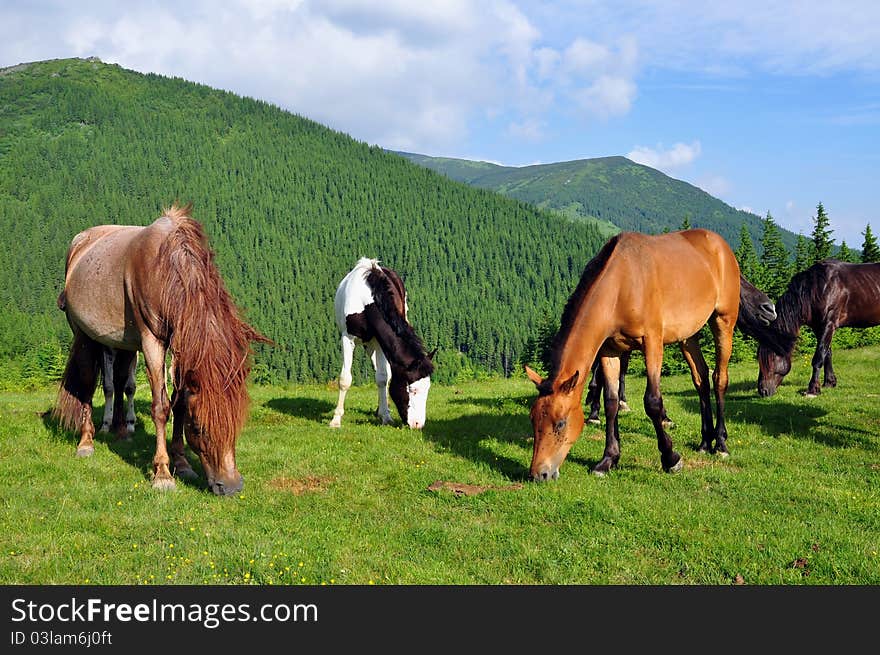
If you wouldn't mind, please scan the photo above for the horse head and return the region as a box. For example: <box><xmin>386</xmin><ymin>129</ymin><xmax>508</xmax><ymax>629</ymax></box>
<box><xmin>525</xmin><ymin>366</ymin><xmax>584</xmax><ymax>481</ymax></box>
<box><xmin>389</xmin><ymin>353</ymin><xmax>434</xmax><ymax>429</ymax></box>
<box><xmin>756</xmin><ymin>343</ymin><xmax>792</xmax><ymax>397</ymax></box>
<box><xmin>175</xmin><ymin>368</ymin><xmax>244</xmax><ymax>496</ymax></box>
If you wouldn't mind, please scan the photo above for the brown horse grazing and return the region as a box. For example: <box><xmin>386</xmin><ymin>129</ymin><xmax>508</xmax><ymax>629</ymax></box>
<box><xmin>525</xmin><ymin>229</ymin><xmax>740</xmax><ymax>480</ymax></box>
<box><xmin>756</xmin><ymin>259</ymin><xmax>880</xmax><ymax>397</ymax></box>
<box><xmin>584</xmin><ymin>273</ymin><xmax>777</xmax><ymax>425</ymax></box>
<box><xmin>53</xmin><ymin>204</ymin><xmax>268</xmax><ymax>495</ymax></box>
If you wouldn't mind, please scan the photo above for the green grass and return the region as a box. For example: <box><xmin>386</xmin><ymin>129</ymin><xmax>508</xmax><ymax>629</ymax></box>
<box><xmin>1</xmin><ymin>346</ymin><xmax>878</xmax><ymax>585</ymax></box>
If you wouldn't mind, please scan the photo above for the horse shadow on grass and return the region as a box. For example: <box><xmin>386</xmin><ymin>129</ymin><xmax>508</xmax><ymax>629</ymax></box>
<box><xmin>435</xmin><ymin>390</ymin><xmax>622</xmax><ymax>477</ymax></box>
<box><xmin>41</xmin><ymin>398</ymin><xmax>209</xmax><ymax>492</ymax></box>
<box><xmin>421</xmin><ymin>410</ymin><xmax>535</xmax><ymax>481</ymax></box>
<box><xmin>660</xmin><ymin>385</ymin><xmax>876</xmax><ymax>451</ymax></box>
<box><xmin>265</xmin><ymin>397</ymin><xmax>336</xmax><ymax>423</ymax></box>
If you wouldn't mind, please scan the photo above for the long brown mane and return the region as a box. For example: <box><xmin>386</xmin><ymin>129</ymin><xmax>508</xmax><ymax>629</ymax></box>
<box><xmin>156</xmin><ymin>204</ymin><xmax>264</xmax><ymax>446</ymax></box>
<box><xmin>542</xmin><ymin>234</ymin><xmax>620</xmax><ymax>393</ymax></box>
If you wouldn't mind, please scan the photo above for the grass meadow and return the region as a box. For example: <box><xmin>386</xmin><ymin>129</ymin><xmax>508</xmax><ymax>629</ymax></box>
<box><xmin>1</xmin><ymin>345</ymin><xmax>878</xmax><ymax>585</ymax></box>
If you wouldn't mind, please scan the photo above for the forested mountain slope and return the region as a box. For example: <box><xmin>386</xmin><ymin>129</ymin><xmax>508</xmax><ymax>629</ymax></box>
<box><xmin>0</xmin><ymin>58</ymin><xmax>607</xmax><ymax>383</ymax></box>
<box><xmin>397</xmin><ymin>152</ymin><xmax>800</xmax><ymax>252</ymax></box>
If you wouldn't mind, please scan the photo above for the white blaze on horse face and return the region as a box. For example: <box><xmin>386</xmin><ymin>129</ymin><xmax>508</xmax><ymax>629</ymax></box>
<box><xmin>406</xmin><ymin>376</ymin><xmax>431</xmax><ymax>429</ymax></box>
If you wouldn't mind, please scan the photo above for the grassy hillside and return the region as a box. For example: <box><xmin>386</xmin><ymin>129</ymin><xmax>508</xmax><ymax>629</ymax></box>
<box><xmin>396</xmin><ymin>152</ymin><xmax>801</xmax><ymax>252</ymax></box>
<box><xmin>0</xmin><ymin>58</ymin><xmax>607</xmax><ymax>383</ymax></box>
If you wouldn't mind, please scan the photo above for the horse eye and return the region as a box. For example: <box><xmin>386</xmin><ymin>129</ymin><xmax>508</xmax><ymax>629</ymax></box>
<box><xmin>555</xmin><ymin>419</ymin><xmax>567</xmax><ymax>432</ymax></box>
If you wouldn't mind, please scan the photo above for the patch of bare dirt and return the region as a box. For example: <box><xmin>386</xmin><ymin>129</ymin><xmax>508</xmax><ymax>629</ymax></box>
<box><xmin>427</xmin><ymin>480</ymin><xmax>523</xmax><ymax>497</ymax></box>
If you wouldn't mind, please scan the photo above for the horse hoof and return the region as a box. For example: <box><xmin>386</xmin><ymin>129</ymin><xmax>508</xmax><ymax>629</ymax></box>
<box><xmin>591</xmin><ymin>468</ymin><xmax>606</xmax><ymax>477</ymax></box>
<box><xmin>99</xmin><ymin>424</ymin><xmax>111</xmax><ymax>434</ymax></box>
<box><xmin>380</xmin><ymin>416</ymin><xmax>393</xmax><ymax>426</ymax></box>
<box><xmin>665</xmin><ymin>458</ymin><xmax>683</xmax><ymax>474</ymax></box>
<box><xmin>328</xmin><ymin>418</ymin><xmax>341</xmax><ymax>428</ymax></box>
<box><xmin>619</xmin><ymin>402</ymin><xmax>631</xmax><ymax>413</ymax></box>
<box><xmin>662</xmin><ymin>420</ymin><xmax>676</xmax><ymax>430</ymax></box>
<box><xmin>587</xmin><ymin>418</ymin><xmax>601</xmax><ymax>425</ymax></box>
<box><xmin>75</xmin><ymin>445</ymin><xmax>95</xmax><ymax>458</ymax></box>
<box><xmin>715</xmin><ymin>449</ymin><xmax>730</xmax><ymax>459</ymax></box>
<box><xmin>663</xmin><ymin>452</ymin><xmax>683</xmax><ymax>473</ymax></box>
<box><xmin>126</xmin><ymin>423</ymin><xmax>136</xmax><ymax>434</ymax></box>
<box><xmin>151</xmin><ymin>477</ymin><xmax>176</xmax><ymax>491</ymax></box>
<box><xmin>803</xmin><ymin>392</ymin><xmax>818</xmax><ymax>398</ymax></box>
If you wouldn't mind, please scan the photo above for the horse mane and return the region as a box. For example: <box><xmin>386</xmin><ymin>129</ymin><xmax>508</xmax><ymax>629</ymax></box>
<box><xmin>154</xmin><ymin>203</ymin><xmax>265</xmax><ymax>445</ymax></box>
<box><xmin>778</xmin><ymin>261</ymin><xmax>835</xmax><ymax>335</ymax></box>
<box><xmin>365</xmin><ymin>264</ymin><xmax>434</xmax><ymax>378</ymax></box>
<box><xmin>750</xmin><ymin>262</ymin><xmax>837</xmax><ymax>358</ymax></box>
<box><xmin>542</xmin><ymin>234</ymin><xmax>621</xmax><ymax>393</ymax></box>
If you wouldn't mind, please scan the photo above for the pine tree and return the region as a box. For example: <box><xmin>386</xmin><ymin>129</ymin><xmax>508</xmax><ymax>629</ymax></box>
<box><xmin>811</xmin><ymin>201</ymin><xmax>834</xmax><ymax>264</ymax></box>
<box><xmin>861</xmin><ymin>223</ymin><xmax>880</xmax><ymax>262</ymax></box>
<box><xmin>759</xmin><ymin>211</ymin><xmax>791</xmax><ymax>300</ymax></box>
<box><xmin>735</xmin><ymin>224</ymin><xmax>764</xmax><ymax>286</ymax></box>
<box><xmin>680</xmin><ymin>216</ymin><xmax>691</xmax><ymax>230</ymax></box>
<box><xmin>794</xmin><ymin>234</ymin><xmax>813</xmax><ymax>274</ymax></box>
<box><xmin>837</xmin><ymin>240</ymin><xmax>856</xmax><ymax>263</ymax></box>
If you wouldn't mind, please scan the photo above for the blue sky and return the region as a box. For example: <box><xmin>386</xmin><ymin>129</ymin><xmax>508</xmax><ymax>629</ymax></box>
<box><xmin>3</xmin><ymin>1</ymin><xmax>879</xmax><ymax>245</ymax></box>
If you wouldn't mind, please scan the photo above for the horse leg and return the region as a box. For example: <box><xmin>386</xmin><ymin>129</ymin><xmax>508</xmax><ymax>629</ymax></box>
<box><xmin>329</xmin><ymin>334</ymin><xmax>355</xmax><ymax>428</ymax></box>
<box><xmin>110</xmin><ymin>349</ymin><xmax>136</xmax><ymax>442</ymax></box>
<box><xmin>806</xmin><ymin>325</ymin><xmax>835</xmax><ymax>396</ymax></box>
<box><xmin>99</xmin><ymin>348</ymin><xmax>114</xmax><ymax>433</ymax></box>
<box><xmin>709</xmin><ymin>313</ymin><xmax>735</xmax><ymax>456</ymax></box>
<box><xmin>823</xmin><ymin>347</ymin><xmax>837</xmax><ymax>388</ymax></box>
<box><xmin>592</xmin><ymin>356</ymin><xmax>622</xmax><ymax>476</ymax></box>
<box><xmin>372</xmin><ymin>346</ymin><xmax>393</xmax><ymax>425</ymax></box>
<box><xmin>169</xmin><ymin>386</ymin><xmax>197</xmax><ymax>480</ymax></box>
<box><xmin>643</xmin><ymin>339</ymin><xmax>681</xmax><ymax>473</ymax></box>
<box><xmin>618</xmin><ymin>351</ymin><xmax>631</xmax><ymax>413</ymax></box>
<box><xmin>124</xmin><ymin>352</ymin><xmax>137</xmax><ymax>434</ymax></box>
<box><xmin>585</xmin><ymin>359</ymin><xmax>602</xmax><ymax>424</ymax></box>
<box><xmin>679</xmin><ymin>337</ymin><xmax>714</xmax><ymax>453</ymax></box>
<box><xmin>140</xmin><ymin>336</ymin><xmax>174</xmax><ymax>490</ymax></box>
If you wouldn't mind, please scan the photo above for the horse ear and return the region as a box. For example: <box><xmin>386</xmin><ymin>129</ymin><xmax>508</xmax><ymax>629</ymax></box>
<box><xmin>524</xmin><ymin>365</ymin><xmax>544</xmax><ymax>387</ymax></box>
<box><xmin>428</xmin><ymin>347</ymin><xmax>438</xmax><ymax>361</ymax></box>
<box><xmin>559</xmin><ymin>370</ymin><xmax>579</xmax><ymax>394</ymax></box>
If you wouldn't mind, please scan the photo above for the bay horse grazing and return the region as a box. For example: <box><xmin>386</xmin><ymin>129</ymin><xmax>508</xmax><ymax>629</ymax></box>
<box><xmin>54</xmin><ymin>204</ymin><xmax>268</xmax><ymax>495</ymax></box>
<box><xmin>525</xmin><ymin>229</ymin><xmax>740</xmax><ymax>480</ymax></box>
<box><xmin>756</xmin><ymin>259</ymin><xmax>880</xmax><ymax>397</ymax></box>
<box><xmin>584</xmin><ymin>273</ymin><xmax>777</xmax><ymax>425</ymax></box>
<box><xmin>98</xmin><ymin>347</ymin><xmax>138</xmax><ymax>435</ymax></box>
<box><xmin>330</xmin><ymin>257</ymin><xmax>435</xmax><ymax>429</ymax></box>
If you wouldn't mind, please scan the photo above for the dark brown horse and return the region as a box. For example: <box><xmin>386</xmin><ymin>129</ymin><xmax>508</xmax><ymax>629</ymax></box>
<box><xmin>584</xmin><ymin>273</ymin><xmax>777</xmax><ymax>424</ymax></box>
<box><xmin>54</xmin><ymin>204</ymin><xmax>268</xmax><ymax>495</ymax></box>
<box><xmin>756</xmin><ymin>259</ymin><xmax>880</xmax><ymax>397</ymax></box>
<box><xmin>525</xmin><ymin>229</ymin><xmax>740</xmax><ymax>480</ymax></box>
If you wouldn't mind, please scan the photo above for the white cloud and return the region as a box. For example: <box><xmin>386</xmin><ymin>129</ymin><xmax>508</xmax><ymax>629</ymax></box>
<box><xmin>627</xmin><ymin>141</ymin><xmax>702</xmax><ymax>171</ymax></box>
<box><xmin>576</xmin><ymin>75</ymin><xmax>637</xmax><ymax>118</ymax></box>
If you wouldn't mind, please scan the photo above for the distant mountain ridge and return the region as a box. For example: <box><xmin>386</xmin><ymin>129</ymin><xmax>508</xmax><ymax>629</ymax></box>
<box><xmin>396</xmin><ymin>151</ymin><xmax>800</xmax><ymax>252</ymax></box>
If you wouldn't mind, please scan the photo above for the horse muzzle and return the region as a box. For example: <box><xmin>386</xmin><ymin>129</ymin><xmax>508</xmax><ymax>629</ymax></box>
<box><xmin>757</xmin><ymin>382</ymin><xmax>776</xmax><ymax>398</ymax></box>
<box><xmin>209</xmin><ymin>474</ymin><xmax>244</xmax><ymax>496</ymax></box>
<box><xmin>530</xmin><ymin>466</ymin><xmax>560</xmax><ymax>482</ymax></box>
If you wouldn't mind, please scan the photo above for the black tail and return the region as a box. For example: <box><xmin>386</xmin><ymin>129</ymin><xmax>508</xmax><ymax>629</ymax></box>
<box><xmin>53</xmin><ymin>332</ymin><xmax>102</xmax><ymax>431</ymax></box>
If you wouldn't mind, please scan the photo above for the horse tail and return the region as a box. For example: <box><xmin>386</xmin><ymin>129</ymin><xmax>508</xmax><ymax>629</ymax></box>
<box><xmin>153</xmin><ymin>204</ymin><xmax>265</xmax><ymax>440</ymax></box>
<box><xmin>53</xmin><ymin>331</ymin><xmax>102</xmax><ymax>431</ymax></box>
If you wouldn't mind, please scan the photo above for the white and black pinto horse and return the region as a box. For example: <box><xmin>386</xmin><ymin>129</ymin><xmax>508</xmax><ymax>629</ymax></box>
<box><xmin>330</xmin><ymin>258</ymin><xmax>435</xmax><ymax>429</ymax></box>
